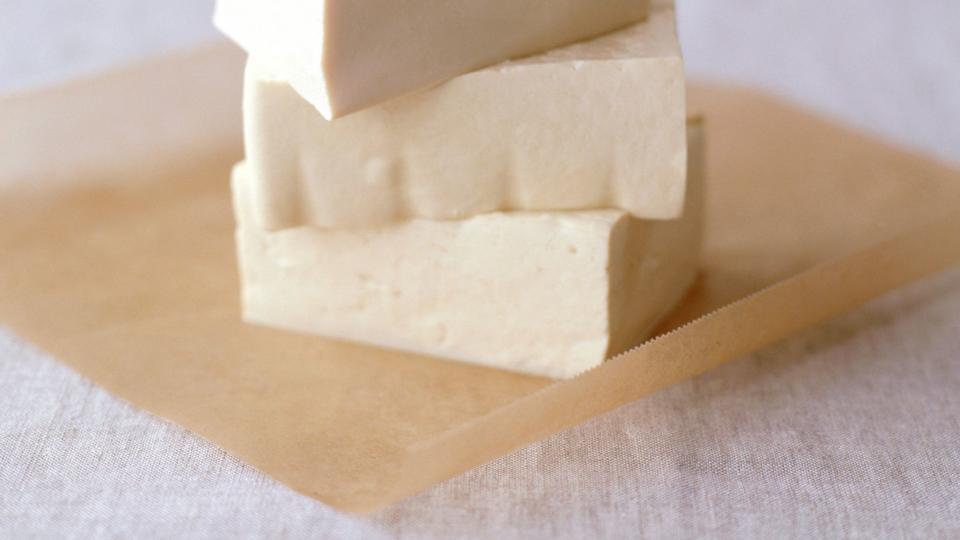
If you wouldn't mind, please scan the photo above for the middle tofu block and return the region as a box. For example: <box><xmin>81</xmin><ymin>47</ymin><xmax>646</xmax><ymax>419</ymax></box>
<box><xmin>244</xmin><ymin>2</ymin><xmax>685</xmax><ymax>231</ymax></box>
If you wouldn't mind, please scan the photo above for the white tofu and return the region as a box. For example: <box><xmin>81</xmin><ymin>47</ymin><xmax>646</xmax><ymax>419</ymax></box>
<box><xmin>214</xmin><ymin>0</ymin><xmax>649</xmax><ymax>119</ymax></box>
<box><xmin>232</xmin><ymin>123</ymin><xmax>703</xmax><ymax>380</ymax></box>
<box><xmin>244</xmin><ymin>3</ymin><xmax>685</xmax><ymax>230</ymax></box>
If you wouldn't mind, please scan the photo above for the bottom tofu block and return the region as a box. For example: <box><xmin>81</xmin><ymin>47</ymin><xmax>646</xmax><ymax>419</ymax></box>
<box><xmin>233</xmin><ymin>125</ymin><xmax>703</xmax><ymax>379</ymax></box>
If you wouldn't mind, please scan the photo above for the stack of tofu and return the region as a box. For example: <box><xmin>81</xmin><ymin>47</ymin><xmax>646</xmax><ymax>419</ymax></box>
<box><xmin>217</xmin><ymin>0</ymin><xmax>702</xmax><ymax>379</ymax></box>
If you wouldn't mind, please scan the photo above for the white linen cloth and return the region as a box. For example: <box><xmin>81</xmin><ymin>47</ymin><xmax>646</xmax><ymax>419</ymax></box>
<box><xmin>3</xmin><ymin>271</ymin><xmax>959</xmax><ymax>538</ymax></box>
<box><xmin>2</xmin><ymin>1</ymin><xmax>959</xmax><ymax>538</ymax></box>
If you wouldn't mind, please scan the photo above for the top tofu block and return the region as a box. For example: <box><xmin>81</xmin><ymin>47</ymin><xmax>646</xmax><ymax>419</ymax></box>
<box><xmin>214</xmin><ymin>0</ymin><xmax>650</xmax><ymax>119</ymax></box>
<box><xmin>245</xmin><ymin>2</ymin><xmax>686</xmax><ymax>230</ymax></box>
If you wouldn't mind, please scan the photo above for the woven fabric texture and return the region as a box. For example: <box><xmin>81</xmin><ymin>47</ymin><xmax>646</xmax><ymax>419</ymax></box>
<box><xmin>2</xmin><ymin>270</ymin><xmax>959</xmax><ymax>538</ymax></box>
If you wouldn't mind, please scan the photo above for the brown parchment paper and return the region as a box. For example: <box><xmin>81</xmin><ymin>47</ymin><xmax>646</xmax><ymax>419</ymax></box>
<box><xmin>1</xmin><ymin>44</ymin><xmax>959</xmax><ymax>512</ymax></box>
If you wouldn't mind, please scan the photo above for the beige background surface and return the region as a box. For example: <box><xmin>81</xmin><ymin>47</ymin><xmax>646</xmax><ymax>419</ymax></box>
<box><xmin>3</xmin><ymin>269</ymin><xmax>959</xmax><ymax>538</ymax></box>
<box><xmin>2</xmin><ymin>1</ymin><xmax>959</xmax><ymax>538</ymax></box>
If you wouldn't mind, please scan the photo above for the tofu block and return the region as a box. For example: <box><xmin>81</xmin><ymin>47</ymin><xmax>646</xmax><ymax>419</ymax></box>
<box><xmin>232</xmin><ymin>123</ymin><xmax>704</xmax><ymax>380</ymax></box>
<box><xmin>244</xmin><ymin>3</ymin><xmax>685</xmax><ymax>231</ymax></box>
<box><xmin>215</xmin><ymin>0</ymin><xmax>649</xmax><ymax>119</ymax></box>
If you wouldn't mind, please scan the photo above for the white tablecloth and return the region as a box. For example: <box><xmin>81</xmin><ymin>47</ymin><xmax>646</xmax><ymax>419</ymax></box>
<box><xmin>2</xmin><ymin>1</ymin><xmax>959</xmax><ymax>538</ymax></box>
